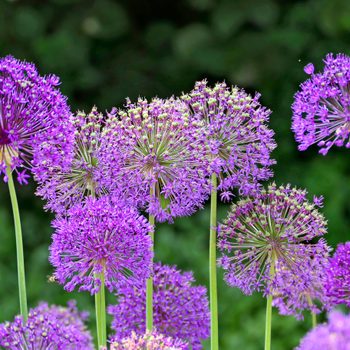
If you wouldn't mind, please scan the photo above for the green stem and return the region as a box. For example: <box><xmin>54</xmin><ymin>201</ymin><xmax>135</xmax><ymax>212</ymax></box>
<box><xmin>95</xmin><ymin>272</ymin><xmax>106</xmax><ymax>349</ymax></box>
<box><xmin>264</xmin><ymin>257</ymin><xmax>275</xmax><ymax>350</ymax></box>
<box><xmin>306</xmin><ymin>294</ymin><xmax>317</xmax><ymax>328</ymax></box>
<box><xmin>311</xmin><ymin>312</ymin><xmax>317</xmax><ymax>329</ymax></box>
<box><xmin>209</xmin><ymin>173</ymin><xmax>219</xmax><ymax>350</ymax></box>
<box><xmin>264</xmin><ymin>295</ymin><xmax>273</xmax><ymax>350</ymax></box>
<box><xmin>90</xmin><ymin>188</ymin><xmax>106</xmax><ymax>348</ymax></box>
<box><xmin>146</xmin><ymin>185</ymin><xmax>155</xmax><ymax>331</ymax></box>
<box><xmin>6</xmin><ymin>165</ymin><xmax>28</xmax><ymax>322</ymax></box>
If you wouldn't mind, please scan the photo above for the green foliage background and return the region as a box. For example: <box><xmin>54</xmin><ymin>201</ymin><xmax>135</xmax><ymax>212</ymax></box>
<box><xmin>1</xmin><ymin>0</ymin><xmax>350</xmax><ymax>348</ymax></box>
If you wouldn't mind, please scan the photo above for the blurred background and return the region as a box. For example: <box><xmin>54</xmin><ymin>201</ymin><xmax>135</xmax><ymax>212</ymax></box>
<box><xmin>1</xmin><ymin>0</ymin><xmax>350</xmax><ymax>348</ymax></box>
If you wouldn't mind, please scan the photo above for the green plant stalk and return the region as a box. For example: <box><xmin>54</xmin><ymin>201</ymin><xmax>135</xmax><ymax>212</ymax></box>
<box><xmin>90</xmin><ymin>187</ymin><xmax>106</xmax><ymax>348</ymax></box>
<box><xmin>146</xmin><ymin>185</ymin><xmax>155</xmax><ymax>331</ymax></box>
<box><xmin>311</xmin><ymin>312</ymin><xmax>317</xmax><ymax>329</ymax></box>
<box><xmin>264</xmin><ymin>255</ymin><xmax>276</xmax><ymax>350</ymax></box>
<box><xmin>209</xmin><ymin>173</ymin><xmax>219</xmax><ymax>350</ymax></box>
<box><xmin>6</xmin><ymin>165</ymin><xmax>28</xmax><ymax>322</ymax></box>
<box><xmin>307</xmin><ymin>294</ymin><xmax>317</xmax><ymax>328</ymax></box>
<box><xmin>95</xmin><ymin>272</ymin><xmax>106</xmax><ymax>349</ymax></box>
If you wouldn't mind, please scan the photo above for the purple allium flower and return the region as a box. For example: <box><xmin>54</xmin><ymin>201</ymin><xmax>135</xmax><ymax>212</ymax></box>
<box><xmin>36</xmin><ymin>107</ymin><xmax>106</xmax><ymax>213</ymax></box>
<box><xmin>272</xmin><ymin>238</ymin><xmax>331</xmax><ymax>319</ymax></box>
<box><xmin>101</xmin><ymin>97</ymin><xmax>210</xmax><ymax>222</ymax></box>
<box><xmin>108</xmin><ymin>263</ymin><xmax>210</xmax><ymax>349</ymax></box>
<box><xmin>325</xmin><ymin>242</ymin><xmax>350</xmax><ymax>307</ymax></box>
<box><xmin>296</xmin><ymin>311</ymin><xmax>350</xmax><ymax>350</ymax></box>
<box><xmin>218</xmin><ymin>183</ymin><xmax>328</xmax><ymax>295</ymax></box>
<box><xmin>0</xmin><ymin>301</ymin><xmax>93</xmax><ymax>350</ymax></box>
<box><xmin>0</xmin><ymin>55</ymin><xmax>73</xmax><ymax>184</ymax></box>
<box><xmin>50</xmin><ymin>196</ymin><xmax>153</xmax><ymax>294</ymax></box>
<box><xmin>110</xmin><ymin>331</ymin><xmax>188</xmax><ymax>350</ymax></box>
<box><xmin>292</xmin><ymin>53</ymin><xmax>350</xmax><ymax>155</ymax></box>
<box><xmin>181</xmin><ymin>80</ymin><xmax>276</xmax><ymax>197</ymax></box>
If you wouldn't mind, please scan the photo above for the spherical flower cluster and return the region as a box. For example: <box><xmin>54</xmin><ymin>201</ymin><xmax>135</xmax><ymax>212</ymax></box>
<box><xmin>36</xmin><ymin>107</ymin><xmax>105</xmax><ymax>212</ymax></box>
<box><xmin>272</xmin><ymin>238</ymin><xmax>331</xmax><ymax>319</ymax></box>
<box><xmin>181</xmin><ymin>80</ymin><xmax>276</xmax><ymax>198</ymax></box>
<box><xmin>292</xmin><ymin>53</ymin><xmax>350</xmax><ymax>155</ymax></box>
<box><xmin>0</xmin><ymin>55</ymin><xmax>74</xmax><ymax>184</ymax></box>
<box><xmin>0</xmin><ymin>301</ymin><xmax>93</xmax><ymax>350</ymax></box>
<box><xmin>296</xmin><ymin>311</ymin><xmax>350</xmax><ymax>350</ymax></box>
<box><xmin>50</xmin><ymin>196</ymin><xmax>153</xmax><ymax>294</ymax></box>
<box><xmin>101</xmin><ymin>97</ymin><xmax>210</xmax><ymax>222</ymax></box>
<box><xmin>110</xmin><ymin>331</ymin><xmax>188</xmax><ymax>350</ymax></box>
<box><xmin>108</xmin><ymin>263</ymin><xmax>210</xmax><ymax>349</ymax></box>
<box><xmin>325</xmin><ymin>242</ymin><xmax>350</xmax><ymax>307</ymax></box>
<box><xmin>218</xmin><ymin>183</ymin><xmax>328</xmax><ymax>295</ymax></box>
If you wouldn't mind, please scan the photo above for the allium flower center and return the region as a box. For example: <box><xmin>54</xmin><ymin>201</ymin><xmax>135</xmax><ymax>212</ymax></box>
<box><xmin>56</xmin><ymin>144</ymin><xmax>99</xmax><ymax>197</ymax></box>
<box><xmin>0</xmin><ymin>128</ymin><xmax>10</xmax><ymax>146</ymax></box>
<box><xmin>124</xmin><ymin>116</ymin><xmax>190</xmax><ymax>184</ymax></box>
<box><xmin>320</xmin><ymin>94</ymin><xmax>350</xmax><ymax>133</ymax></box>
<box><xmin>0</xmin><ymin>127</ymin><xmax>17</xmax><ymax>165</ymax></box>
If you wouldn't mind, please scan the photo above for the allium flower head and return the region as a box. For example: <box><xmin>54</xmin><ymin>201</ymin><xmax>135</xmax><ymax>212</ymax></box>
<box><xmin>218</xmin><ymin>183</ymin><xmax>328</xmax><ymax>295</ymax></box>
<box><xmin>0</xmin><ymin>55</ymin><xmax>73</xmax><ymax>184</ymax></box>
<box><xmin>50</xmin><ymin>196</ymin><xmax>153</xmax><ymax>294</ymax></box>
<box><xmin>272</xmin><ymin>238</ymin><xmax>331</xmax><ymax>319</ymax></box>
<box><xmin>292</xmin><ymin>53</ymin><xmax>350</xmax><ymax>155</ymax></box>
<box><xmin>181</xmin><ymin>80</ymin><xmax>276</xmax><ymax>197</ymax></box>
<box><xmin>101</xmin><ymin>97</ymin><xmax>210</xmax><ymax>222</ymax></box>
<box><xmin>36</xmin><ymin>107</ymin><xmax>105</xmax><ymax>212</ymax></box>
<box><xmin>0</xmin><ymin>301</ymin><xmax>93</xmax><ymax>350</ymax></box>
<box><xmin>296</xmin><ymin>311</ymin><xmax>350</xmax><ymax>350</ymax></box>
<box><xmin>110</xmin><ymin>331</ymin><xmax>188</xmax><ymax>350</ymax></box>
<box><xmin>108</xmin><ymin>263</ymin><xmax>210</xmax><ymax>349</ymax></box>
<box><xmin>325</xmin><ymin>242</ymin><xmax>350</xmax><ymax>307</ymax></box>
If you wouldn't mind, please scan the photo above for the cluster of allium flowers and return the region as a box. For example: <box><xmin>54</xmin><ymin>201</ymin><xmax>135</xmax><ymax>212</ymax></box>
<box><xmin>36</xmin><ymin>107</ymin><xmax>106</xmax><ymax>212</ymax></box>
<box><xmin>325</xmin><ymin>242</ymin><xmax>350</xmax><ymax>307</ymax></box>
<box><xmin>0</xmin><ymin>301</ymin><xmax>93</xmax><ymax>350</ymax></box>
<box><xmin>50</xmin><ymin>196</ymin><xmax>152</xmax><ymax>294</ymax></box>
<box><xmin>108</xmin><ymin>263</ymin><xmax>210</xmax><ymax>349</ymax></box>
<box><xmin>101</xmin><ymin>97</ymin><xmax>210</xmax><ymax>222</ymax></box>
<box><xmin>218</xmin><ymin>183</ymin><xmax>328</xmax><ymax>295</ymax></box>
<box><xmin>272</xmin><ymin>238</ymin><xmax>331</xmax><ymax>319</ymax></box>
<box><xmin>181</xmin><ymin>80</ymin><xmax>276</xmax><ymax>199</ymax></box>
<box><xmin>110</xmin><ymin>331</ymin><xmax>188</xmax><ymax>350</ymax></box>
<box><xmin>0</xmin><ymin>55</ymin><xmax>74</xmax><ymax>184</ymax></box>
<box><xmin>296</xmin><ymin>311</ymin><xmax>350</xmax><ymax>350</ymax></box>
<box><xmin>292</xmin><ymin>53</ymin><xmax>350</xmax><ymax>155</ymax></box>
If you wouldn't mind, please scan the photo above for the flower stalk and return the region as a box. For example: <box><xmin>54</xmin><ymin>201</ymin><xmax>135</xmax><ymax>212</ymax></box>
<box><xmin>264</xmin><ymin>254</ymin><xmax>275</xmax><ymax>350</ymax></box>
<box><xmin>95</xmin><ymin>272</ymin><xmax>106</xmax><ymax>349</ymax></box>
<box><xmin>307</xmin><ymin>295</ymin><xmax>317</xmax><ymax>328</ymax></box>
<box><xmin>210</xmin><ymin>173</ymin><xmax>219</xmax><ymax>350</ymax></box>
<box><xmin>6</xmin><ymin>165</ymin><xmax>28</xmax><ymax>322</ymax></box>
<box><xmin>91</xmin><ymin>187</ymin><xmax>106</xmax><ymax>349</ymax></box>
<box><xmin>146</xmin><ymin>185</ymin><xmax>155</xmax><ymax>331</ymax></box>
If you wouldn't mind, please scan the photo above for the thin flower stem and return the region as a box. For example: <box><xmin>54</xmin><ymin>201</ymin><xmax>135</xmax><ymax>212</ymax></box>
<box><xmin>95</xmin><ymin>272</ymin><xmax>106</xmax><ymax>349</ymax></box>
<box><xmin>95</xmin><ymin>289</ymin><xmax>101</xmax><ymax>346</ymax></box>
<box><xmin>210</xmin><ymin>173</ymin><xmax>219</xmax><ymax>350</ymax></box>
<box><xmin>146</xmin><ymin>184</ymin><xmax>155</xmax><ymax>331</ymax></box>
<box><xmin>264</xmin><ymin>295</ymin><xmax>273</xmax><ymax>350</ymax></box>
<box><xmin>6</xmin><ymin>165</ymin><xmax>28</xmax><ymax>322</ymax></box>
<box><xmin>306</xmin><ymin>294</ymin><xmax>317</xmax><ymax>328</ymax></box>
<box><xmin>90</xmin><ymin>188</ymin><xmax>106</xmax><ymax>348</ymax></box>
<box><xmin>311</xmin><ymin>312</ymin><xmax>317</xmax><ymax>328</ymax></box>
<box><xmin>264</xmin><ymin>256</ymin><xmax>275</xmax><ymax>350</ymax></box>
